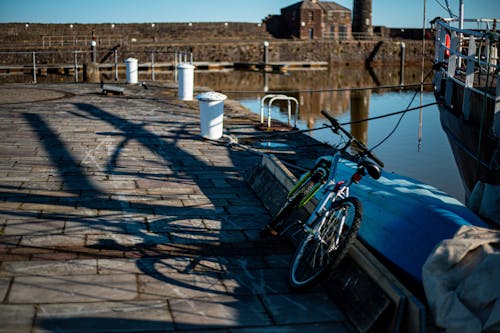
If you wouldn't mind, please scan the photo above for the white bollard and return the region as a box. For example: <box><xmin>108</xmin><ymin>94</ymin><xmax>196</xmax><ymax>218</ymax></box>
<box><xmin>178</xmin><ymin>63</ymin><xmax>195</xmax><ymax>100</ymax></box>
<box><xmin>124</xmin><ymin>58</ymin><xmax>138</xmax><ymax>84</ymax></box>
<box><xmin>196</xmin><ymin>92</ymin><xmax>227</xmax><ymax>140</ymax></box>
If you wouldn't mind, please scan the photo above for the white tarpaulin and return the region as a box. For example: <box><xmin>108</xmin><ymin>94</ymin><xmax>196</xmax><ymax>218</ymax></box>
<box><xmin>422</xmin><ymin>226</ymin><xmax>500</xmax><ymax>332</ymax></box>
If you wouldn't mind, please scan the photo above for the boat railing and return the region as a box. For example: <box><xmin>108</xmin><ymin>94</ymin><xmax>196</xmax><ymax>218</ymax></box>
<box><xmin>432</xmin><ymin>18</ymin><xmax>499</xmax><ymax>123</ymax></box>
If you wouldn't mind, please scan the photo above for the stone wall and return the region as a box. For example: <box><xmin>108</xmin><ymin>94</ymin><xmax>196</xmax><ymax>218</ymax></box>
<box><xmin>0</xmin><ymin>23</ymin><xmax>433</xmax><ymax>67</ymax></box>
<box><xmin>0</xmin><ymin>40</ymin><xmax>433</xmax><ymax>68</ymax></box>
<box><xmin>0</xmin><ymin>22</ymin><xmax>272</xmax><ymax>47</ymax></box>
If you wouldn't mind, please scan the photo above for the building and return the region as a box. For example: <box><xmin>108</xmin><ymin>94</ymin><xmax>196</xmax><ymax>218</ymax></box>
<box><xmin>352</xmin><ymin>0</ymin><xmax>373</xmax><ymax>36</ymax></box>
<box><xmin>265</xmin><ymin>0</ymin><xmax>352</xmax><ymax>40</ymax></box>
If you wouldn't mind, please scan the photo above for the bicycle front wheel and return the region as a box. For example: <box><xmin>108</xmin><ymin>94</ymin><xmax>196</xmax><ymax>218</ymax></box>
<box><xmin>289</xmin><ymin>197</ymin><xmax>362</xmax><ymax>289</ymax></box>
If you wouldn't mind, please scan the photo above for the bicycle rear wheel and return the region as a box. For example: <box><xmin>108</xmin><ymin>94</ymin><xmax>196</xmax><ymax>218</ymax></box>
<box><xmin>289</xmin><ymin>197</ymin><xmax>362</xmax><ymax>289</ymax></box>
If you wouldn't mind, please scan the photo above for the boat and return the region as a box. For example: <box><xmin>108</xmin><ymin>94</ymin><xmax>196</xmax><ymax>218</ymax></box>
<box><xmin>431</xmin><ymin>14</ymin><xmax>499</xmax><ymax>225</ymax></box>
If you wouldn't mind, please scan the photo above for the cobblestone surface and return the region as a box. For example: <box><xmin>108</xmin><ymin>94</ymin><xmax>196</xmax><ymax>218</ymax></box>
<box><xmin>0</xmin><ymin>83</ymin><xmax>353</xmax><ymax>332</ymax></box>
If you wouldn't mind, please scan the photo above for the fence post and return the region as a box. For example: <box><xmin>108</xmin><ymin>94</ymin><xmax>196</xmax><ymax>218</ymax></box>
<box><xmin>174</xmin><ymin>51</ymin><xmax>178</xmax><ymax>82</ymax></box>
<box><xmin>400</xmin><ymin>42</ymin><xmax>405</xmax><ymax>86</ymax></box>
<box><xmin>263</xmin><ymin>41</ymin><xmax>269</xmax><ymax>65</ymax></box>
<box><xmin>74</xmin><ymin>51</ymin><xmax>78</xmax><ymax>82</ymax></box>
<box><xmin>32</xmin><ymin>51</ymin><xmax>37</xmax><ymax>84</ymax></box>
<box><xmin>114</xmin><ymin>49</ymin><xmax>118</xmax><ymax>80</ymax></box>
<box><xmin>151</xmin><ymin>51</ymin><xmax>155</xmax><ymax>81</ymax></box>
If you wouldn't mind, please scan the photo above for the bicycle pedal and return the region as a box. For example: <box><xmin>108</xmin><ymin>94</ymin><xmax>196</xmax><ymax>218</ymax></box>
<box><xmin>260</xmin><ymin>226</ymin><xmax>279</xmax><ymax>239</ymax></box>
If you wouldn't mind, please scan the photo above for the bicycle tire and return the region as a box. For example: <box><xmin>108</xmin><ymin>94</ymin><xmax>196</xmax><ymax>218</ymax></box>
<box><xmin>261</xmin><ymin>173</ymin><xmax>319</xmax><ymax>237</ymax></box>
<box><xmin>289</xmin><ymin>197</ymin><xmax>362</xmax><ymax>289</ymax></box>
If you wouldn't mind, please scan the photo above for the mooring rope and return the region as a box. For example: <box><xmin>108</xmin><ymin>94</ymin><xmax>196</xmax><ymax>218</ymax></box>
<box><xmin>221</xmin><ymin>100</ymin><xmax>441</xmax><ymax>151</ymax></box>
<box><xmin>219</xmin><ymin>83</ymin><xmax>433</xmax><ymax>95</ymax></box>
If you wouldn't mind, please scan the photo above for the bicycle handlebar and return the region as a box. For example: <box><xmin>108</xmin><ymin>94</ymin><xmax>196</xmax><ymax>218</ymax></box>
<box><xmin>320</xmin><ymin>110</ymin><xmax>385</xmax><ymax>168</ymax></box>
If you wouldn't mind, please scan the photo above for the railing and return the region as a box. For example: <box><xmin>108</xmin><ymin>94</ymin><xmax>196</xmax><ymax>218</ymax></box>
<box><xmin>0</xmin><ymin>49</ymin><xmax>193</xmax><ymax>84</ymax></box>
<box><xmin>433</xmin><ymin>18</ymin><xmax>499</xmax><ymax>120</ymax></box>
<box><xmin>41</xmin><ymin>35</ymin><xmax>125</xmax><ymax>48</ymax></box>
<box><xmin>321</xmin><ymin>31</ymin><xmax>387</xmax><ymax>41</ymax></box>
<box><xmin>260</xmin><ymin>94</ymin><xmax>299</xmax><ymax>129</ymax></box>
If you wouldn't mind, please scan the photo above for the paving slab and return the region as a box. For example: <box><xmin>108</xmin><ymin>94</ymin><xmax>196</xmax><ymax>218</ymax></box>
<box><xmin>20</xmin><ymin>234</ymin><xmax>86</xmax><ymax>247</ymax></box>
<box><xmin>33</xmin><ymin>301</ymin><xmax>174</xmax><ymax>333</ymax></box>
<box><xmin>8</xmin><ymin>274</ymin><xmax>138</xmax><ymax>303</ymax></box>
<box><xmin>169</xmin><ymin>295</ymin><xmax>271</xmax><ymax>330</ymax></box>
<box><xmin>0</xmin><ymin>277</ymin><xmax>11</xmax><ymax>301</ymax></box>
<box><xmin>221</xmin><ymin>267</ymin><xmax>292</xmax><ymax>295</ymax></box>
<box><xmin>0</xmin><ymin>304</ymin><xmax>35</xmax><ymax>333</ymax></box>
<box><xmin>138</xmin><ymin>270</ymin><xmax>227</xmax><ymax>299</ymax></box>
<box><xmin>0</xmin><ymin>259</ymin><xmax>97</xmax><ymax>276</ymax></box>
<box><xmin>261</xmin><ymin>292</ymin><xmax>347</xmax><ymax>325</ymax></box>
<box><xmin>97</xmin><ymin>257</ymin><xmax>192</xmax><ymax>275</ymax></box>
<box><xmin>2</xmin><ymin>218</ymin><xmax>65</xmax><ymax>236</ymax></box>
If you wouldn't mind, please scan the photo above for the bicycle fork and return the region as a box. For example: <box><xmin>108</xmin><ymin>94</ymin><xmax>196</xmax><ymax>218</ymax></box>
<box><xmin>302</xmin><ymin>182</ymin><xmax>350</xmax><ymax>248</ymax></box>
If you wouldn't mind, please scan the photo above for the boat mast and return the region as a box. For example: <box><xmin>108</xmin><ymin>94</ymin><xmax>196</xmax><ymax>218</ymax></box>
<box><xmin>459</xmin><ymin>0</ymin><xmax>464</xmax><ymax>31</ymax></box>
<box><xmin>418</xmin><ymin>0</ymin><xmax>427</xmax><ymax>152</ymax></box>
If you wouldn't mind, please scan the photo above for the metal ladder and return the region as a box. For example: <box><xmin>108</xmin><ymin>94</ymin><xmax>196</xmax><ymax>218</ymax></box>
<box><xmin>260</xmin><ymin>94</ymin><xmax>299</xmax><ymax>129</ymax></box>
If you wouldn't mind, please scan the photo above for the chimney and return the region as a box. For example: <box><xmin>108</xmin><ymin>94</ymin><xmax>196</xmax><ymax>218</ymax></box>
<box><xmin>352</xmin><ymin>0</ymin><xmax>373</xmax><ymax>36</ymax></box>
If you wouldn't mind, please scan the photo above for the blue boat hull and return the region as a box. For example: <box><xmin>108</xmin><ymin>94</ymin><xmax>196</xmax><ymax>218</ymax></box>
<box><xmin>336</xmin><ymin>160</ymin><xmax>488</xmax><ymax>283</ymax></box>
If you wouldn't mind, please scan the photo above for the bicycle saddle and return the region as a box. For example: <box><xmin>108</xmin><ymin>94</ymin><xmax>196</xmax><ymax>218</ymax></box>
<box><xmin>359</xmin><ymin>159</ymin><xmax>382</xmax><ymax>180</ymax></box>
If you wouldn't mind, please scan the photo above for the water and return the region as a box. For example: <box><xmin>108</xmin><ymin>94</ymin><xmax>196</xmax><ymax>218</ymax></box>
<box><xmin>196</xmin><ymin>67</ymin><xmax>465</xmax><ymax>202</ymax></box>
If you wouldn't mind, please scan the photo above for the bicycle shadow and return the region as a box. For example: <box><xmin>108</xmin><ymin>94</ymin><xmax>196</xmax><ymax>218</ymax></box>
<box><xmin>0</xmin><ymin>88</ymin><xmax>345</xmax><ymax>331</ymax></box>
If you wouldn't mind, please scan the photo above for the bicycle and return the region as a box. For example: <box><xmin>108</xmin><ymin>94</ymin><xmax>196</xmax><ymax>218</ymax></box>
<box><xmin>261</xmin><ymin>110</ymin><xmax>384</xmax><ymax>289</ymax></box>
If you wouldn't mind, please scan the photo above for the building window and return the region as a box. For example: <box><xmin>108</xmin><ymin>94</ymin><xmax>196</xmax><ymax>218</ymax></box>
<box><xmin>309</xmin><ymin>11</ymin><xmax>314</xmax><ymax>21</ymax></box>
<box><xmin>339</xmin><ymin>25</ymin><xmax>347</xmax><ymax>40</ymax></box>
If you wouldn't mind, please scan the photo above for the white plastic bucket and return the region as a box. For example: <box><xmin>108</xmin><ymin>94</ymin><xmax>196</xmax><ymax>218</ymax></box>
<box><xmin>178</xmin><ymin>63</ymin><xmax>195</xmax><ymax>101</ymax></box>
<box><xmin>196</xmin><ymin>92</ymin><xmax>227</xmax><ymax>140</ymax></box>
<box><xmin>124</xmin><ymin>58</ymin><xmax>138</xmax><ymax>84</ymax></box>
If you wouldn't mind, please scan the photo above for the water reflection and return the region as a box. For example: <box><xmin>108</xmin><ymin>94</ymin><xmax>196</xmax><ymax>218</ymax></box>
<box><xmin>197</xmin><ymin>65</ymin><xmax>429</xmax><ymax>131</ymax></box>
<box><xmin>350</xmin><ymin>90</ymin><xmax>370</xmax><ymax>145</ymax></box>
<box><xmin>197</xmin><ymin>66</ymin><xmax>426</xmax><ymax>96</ymax></box>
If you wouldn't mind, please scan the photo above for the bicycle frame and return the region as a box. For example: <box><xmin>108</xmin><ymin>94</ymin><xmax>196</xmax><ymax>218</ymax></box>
<box><xmin>293</xmin><ymin>150</ymin><xmax>349</xmax><ymax>208</ymax></box>
<box><xmin>292</xmin><ymin>151</ymin><xmax>351</xmax><ymax>240</ymax></box>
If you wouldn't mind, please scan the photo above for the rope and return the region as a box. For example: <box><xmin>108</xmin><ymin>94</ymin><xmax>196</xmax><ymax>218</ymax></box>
<box><xmin>368</xmin><ymin>68</ymin><xmax>435</xmax><ymax>151</ymax></box>
<box><xmin>341</xmin><ymin>102</ymin><xmax>440</xmax><ymax>125</ymax></box>
<box><xmin>219</xmin><ymin>83</ymin><xmax>432</xmax><ymax>95</ymax></box>
<box><xmin>222</xmin><ymin>100</ymin><xmax>440</xmax><ymax>147</ymax></box>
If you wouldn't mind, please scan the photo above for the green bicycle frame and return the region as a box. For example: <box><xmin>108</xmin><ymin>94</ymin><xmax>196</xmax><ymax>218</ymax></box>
<box><xmin>287</xmin><ymin>170</ymin><xmax>325</xmax><ymax>208</ymax></box>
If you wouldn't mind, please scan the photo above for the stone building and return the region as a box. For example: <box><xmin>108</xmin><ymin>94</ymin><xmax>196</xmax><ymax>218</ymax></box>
<box><xmin>265</xmin><ymin>0</ymin><xmax>351</xmax><ymax>40</ymax></box>
<box><xmin>352</xmin><ymin>0</ymin><xmax>373</xmax><ymax>36</ymax></box>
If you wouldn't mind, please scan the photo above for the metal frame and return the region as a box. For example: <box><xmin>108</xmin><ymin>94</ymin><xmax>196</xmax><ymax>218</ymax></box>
<box><xmin>260</xmin><ymin>94</ymin><xmax>300</xmax><ymax>129</ymax></box>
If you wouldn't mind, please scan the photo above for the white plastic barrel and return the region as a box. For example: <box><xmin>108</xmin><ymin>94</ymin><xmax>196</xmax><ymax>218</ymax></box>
<box><xmin>178</xmin><ymin>63</ymin><xmax>195</xmax><ymax>101</ymax></box>
<box><xmin>196</xmin><ymin>92</ymin><xmax>227</xmax><ymax>140</ymax></box>
<box><xmin>124</xmin><ymin>58</ymin><xmax>138</xmax><ymax>84</ymax></box>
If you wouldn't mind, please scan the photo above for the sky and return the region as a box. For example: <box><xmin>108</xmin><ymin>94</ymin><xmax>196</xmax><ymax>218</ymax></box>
<box><xmin>0</xmin><ymin>0</ymin><xmax>498</xmax><ymax>28</ymax></box>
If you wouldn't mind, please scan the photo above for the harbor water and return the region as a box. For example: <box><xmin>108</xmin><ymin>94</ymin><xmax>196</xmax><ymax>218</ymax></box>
<box><xmin>196</xmin><ymin>67</ymin><xmax>465</xmax><ymax>203</ymax></box>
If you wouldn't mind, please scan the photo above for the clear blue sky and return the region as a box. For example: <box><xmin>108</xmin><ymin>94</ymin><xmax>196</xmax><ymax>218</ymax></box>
<box><xmin>0</xmin><ymin>0</ymin><xmax>498</xmax><ymax>28</ymax></box>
